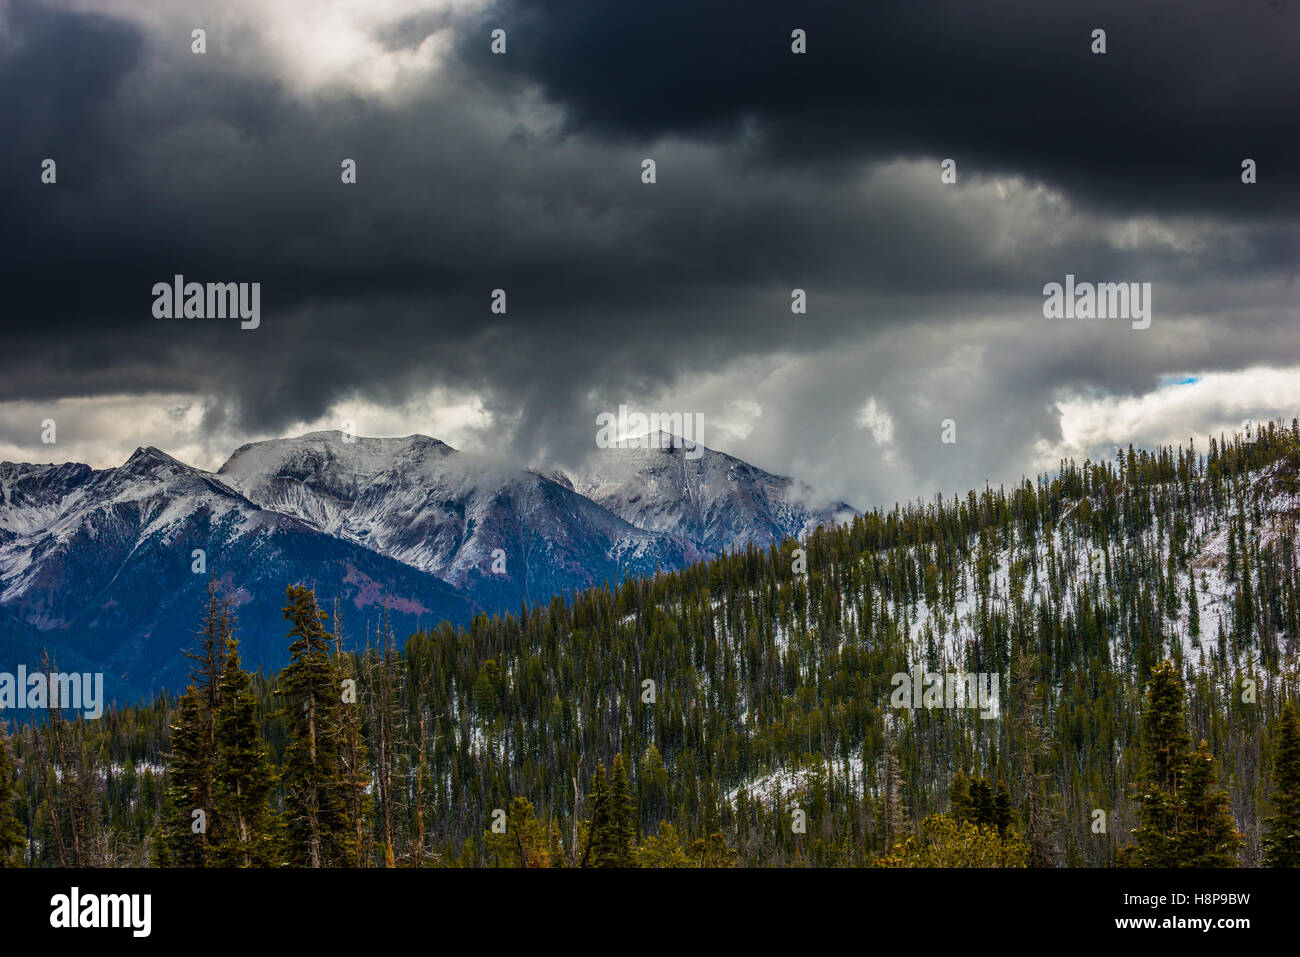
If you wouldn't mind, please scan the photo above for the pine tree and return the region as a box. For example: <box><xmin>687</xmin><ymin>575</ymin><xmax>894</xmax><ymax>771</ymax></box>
<box><xmin>637</xmin><ymin>744</ymin><xmax>671</xmax><ymax>827</ymax></box>
<box><xmin>587</xmin><ymin>756</ymin><xmax>638</xmax><ymax>867</ymax></box>
<box><xmin>1178</xmin><ymin>740</ymin><xmax>1241</xmax><ymax>866</ymax></box>
<box><xmin>161</xmin><ymin>688</ymin><xmax>211</xmax><ymax>866</ymax></box>
<box><xmin>0</xmin><ymin>725</ymin><xmax>24</xmax><ymax>866</ymax></box>
<box><xmin>278</xmin><ymin>585</ymin><xmax>355</xmax><ymax>867</ymax></box>
<box><xmin>1011</xmin><ymin>650</ymin><xmax>1055</xmax><ymax>866</ymax></box>
<box><xmin>1131</xmin><ymin>660</ymin><xmax>1240</xmax><ymax>866</ymax></box>
<box><xmin>582</xmin><ymin>763</ymin><xmax>610</xmax><ymax>867</ymax></box>
<box><xmin>365</xmin><ymin>610</ymin><xmax>405</xmax><ymax>868</ymax></box>
<box><xmin>994</xmin><ymin>780</ymin><xmax>1012</xmax><ymax>838</ymax></box>
<box><xmin>603</xmin><ymin>754</ymin><xmax>636</xmax><ymax>867</ymax></box>
<box><xmin>159</xmin><ymin>582</ymin><xmax>236</xmax><ymax>865</ymax></box>
<box><xmin>1263</xmin><ymin>701</ymin><xmax>1300</xmax><ymax>866</ymax></box>
<box><xmin>1133</xmin><ymin>659</ymin><xmax>1191</xmax><ymax>866</ymax></box>
<box><xmin>332</xmin><ymin>608</ymin><xmax>373</xmax><ymax>868</ymax></box>
<box><xmin>636</xmin><ymin>822</ymin><xmax>691</xmax><ymax>868</ymax></box>
<box><xmin>211</xmin><ymin>641</ymin><xmax>280</xmax><ymax>867</ymax></box>
<box><xmin>948</xmin><ymin>771</ymin><xmax>974</xmax><ymax>824</ymax></box>
<box><xmin>1226</xmin><ymin>525</ymin><xmax>1238</xmax><ymax>582</ymax></box>
<box><xmin>485</xmin><ymin>797</ymin><xmax>550</xmax><ymax>867</ymax></box>
<box><xmin>186</xmin><ymin>578</ymin><xmax>230</xmax><ymax>788</ymax></box>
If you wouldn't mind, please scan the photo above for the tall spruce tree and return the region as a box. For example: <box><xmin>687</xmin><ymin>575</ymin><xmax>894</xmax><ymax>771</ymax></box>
<box><xmin>334</xmin><ymin>626</ymin><xmax>373</xmax><ymax>868</ymax></box>
<box><xmin>161</xmin><ymin>688</ymin><xmax>212</xmax><ymax>866</ymax></box>
<box><xmin>186</xmin><ymin>578</ymin><xmax>230</xmax><ymax>782</ymax></box>
<box><xmin>581</xmin><ymin>763</ymin><xmax>610</xmax><ymax>867</ymax></box>
<box><xmin>1178</xmin><ymin>740</ymin><xmax>1241</xmax><ymax>866</ymax></box>
<box><xmin>211</xmin><ymin>641</ymin><xmax>280</xmax><ymax>867</ymax></box>
<box><xmin>1132</xmin><ymin>659</ymin><xmax>1240</xmax><ymax>866</ymax></box>
<box><xmin>1133</xmin><ymin>659</ymin><xmax>1191</xmax><ymax>867</ymax></box>
<box><xmin>602</xmin><ymin>754</ymin><xmax>636</xmax><ymax>867</ymax></box>
<box><xmin>158</xmin><ymin>582</ymin><xmax>238</xmax><ymax>865</ymax></box>
<box><xmin>365</xmin><ymin>612</ymin><xmax>405</xmax><ymax>868</ymax></box>
<box><xmin>278</xmin><ymin>585</ymin><xmax>355</xmax><ymax>867</ymax></box>
<box><xmin>1263</xmin><ymin>700</ymin><xmax>1300</xmax><ymax>866</ymax></box>
<box><xmin>0</xmin><ymin>725</ymin><xmax>24</xmax><ymax>866</ymax></box>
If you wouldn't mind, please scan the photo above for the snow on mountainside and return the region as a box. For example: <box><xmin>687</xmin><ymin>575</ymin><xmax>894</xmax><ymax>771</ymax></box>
<box><xmin>0</xmin><ymin>447</ymin><xmax>274</xmax><ymax>608</ymax></box>
<box><xmin>717</xmin><ymin>451</ymin><xmax>1300</xmax><ymax>812</ymax></box>
<box><xmin>0</xmin><ymin>461</ymin><xmax>96</xmax><ymax>543</ymax></box>
<box><xmin>217</xmin><ymin>432</ymin><xmax>701</xmax><ymax>608</ymax></box>
<box><xmin>0</xmin><ymin>446</ymin><xmax>474</xmax><ymax>698</ymax></box>
<box><xmin>568</xmin><ymin>431</ymin><xmax>859</xmax><ymax>554</ymax></box>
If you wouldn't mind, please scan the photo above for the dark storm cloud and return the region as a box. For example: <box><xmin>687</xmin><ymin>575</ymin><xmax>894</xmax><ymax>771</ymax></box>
<box><xmin>0</xmin><ymin>3</ymin><xmax>139</xmax><ymax>152</ymax></box>
<box><xmin>458</xmin><ymin>0</ymin><xmax>1300</xmax><ymax>218</ymax></box>
<box><xmin>0</xmin><ymin>0</ymin><xmax>1296</xmax><ymax>504</ymax></box>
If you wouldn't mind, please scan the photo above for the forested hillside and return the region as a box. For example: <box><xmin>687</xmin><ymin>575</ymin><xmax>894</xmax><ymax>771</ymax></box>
<box><xmin>3</xmin><ymin>420</ymin><xmax>1299</xmax><ymax>868</ymax></box>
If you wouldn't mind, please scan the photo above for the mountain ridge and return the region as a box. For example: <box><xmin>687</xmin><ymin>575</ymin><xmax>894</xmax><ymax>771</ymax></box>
<box><xmin>0</xmin><ymin>429</ymin><xmax>855</xmax><ymax>699</ymax></box>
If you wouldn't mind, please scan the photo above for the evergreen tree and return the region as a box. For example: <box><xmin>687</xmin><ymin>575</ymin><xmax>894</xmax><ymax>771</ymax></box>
<box><xmin>637</xmin><ymin>744</ymin><xmax>671</xmax><ymax>827</ymax></box>
<box><xmin>278</xmin><ymin>586</ymin><xmax>355</xmax><ymax>867</ymax></box>
<box><xmin>485</xmin><ymin>797</ymin><xmax>550</xmax><ymax>867</ymax></box>
<box><xmin>949</xmin><ymin>771</ymin><xmax>974</xmax><ymax>824</ymax></box>
<box><xmin>1133</xmin><ymin>660</ymin><xmax>1191</xmax><ymax>867</ymax></box>
<box><xmin>1011</xmin><ymin>650</ymin><xmax>1055</xmax><ymax>866</ymax></box>
<box><xmin>1178</xmin><ymin>740</ymin><xmax>1241</xmax><ymax>866</ymax></box>
<box><xmin>160</xmin><ymin>688</ymin><xmax>211</xmax><ymax>866</ymax></box>
<box><xmin>636</xmin><ymin>822</ymin><xmax>691</xmax><ymax>868</ymax></box>
<box><xmin>365</xmin><ymin>612</ymin><xmax>405</xmax><ymax>868</ymax></box>
<box><xmin>1132</xmin><ymin>660</ymin><xmax>1239</xmax><ymax>866</ymax></box>
<box><xmin>585</xmin><ymin>756</ymin><xmax>635</xmax><ymax>867</ymax></box>
<box><xmin>993</xmin><ymin>780</ymin><xmax>1012</xmax><ymax>838</ymax></box>
<box><xmin>585</xmin><ymin>764</ymin><xmax>639</xmax><ymax>868</ymax></box>
<box><xmin>0</xmin><ymin>725</ymin><xmax>24</xmax><ymax>866</ymax></box>
<box><xmin>211</xmin><ymin>642</ymin><xmax>280</xmax><ymax>867</ymax></box>
<box><xmin>158</xmin><ymin>582</ymin><xmax>237</xmax><ymax>865</ymax></box>
<box><xmin>332</xmin><ymin>609</ymin><xmax>373</xmax><ymax>868</ymax></box>
<box><xmin>1263</xmin><ymin>701</ymin><xmax>1300</xmax><ymax>866</ymax></box>
<box><xmin>580</xmin><ymin>763</ymin><xmax>610</xmax><ymax>868</ymax></box>
<box><xmin>604</xmin><ymin>754</ymin><xmax>636</xmax><ymax>867</ymax></box>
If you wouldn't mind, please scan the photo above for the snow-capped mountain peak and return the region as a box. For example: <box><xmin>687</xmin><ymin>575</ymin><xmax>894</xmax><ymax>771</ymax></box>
<box><xmin>570</xmin><ymin>432</ymin><xmax>858</xmax><ymax>553</ymax></box>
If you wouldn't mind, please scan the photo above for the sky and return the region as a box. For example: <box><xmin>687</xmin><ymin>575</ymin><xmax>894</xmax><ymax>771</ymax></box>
<box><xmin>1</xmin><ymin>0</ymin><xmax>1297</xmax><ymax>510</ymax></box>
